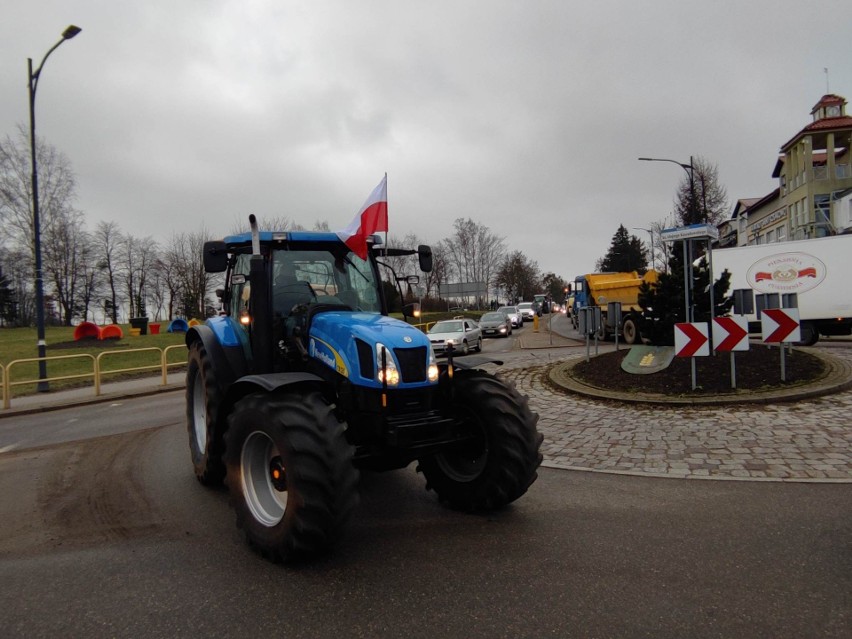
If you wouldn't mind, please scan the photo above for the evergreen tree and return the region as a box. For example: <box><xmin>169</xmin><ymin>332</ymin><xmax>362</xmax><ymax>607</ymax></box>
<box><xmin>0</xmin><ymin>264</ymin><xmax>18</xmax><ymax>326</ymax></box>
<box><xmin>638</xmin><ymin>254</ymin><xmax>734</xmax><ymax>345</ymax></box>
<box><xmin>597</xmin><ymin>225</ymin><xmax>647</xmax><ymax>273</ymax></box>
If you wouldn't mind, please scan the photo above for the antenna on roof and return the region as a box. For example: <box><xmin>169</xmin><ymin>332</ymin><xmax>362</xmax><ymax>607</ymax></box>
<box><xmin>824</xmin><ymin>67</ymin><xmax>830</xmax><ymax>93</ymax></box>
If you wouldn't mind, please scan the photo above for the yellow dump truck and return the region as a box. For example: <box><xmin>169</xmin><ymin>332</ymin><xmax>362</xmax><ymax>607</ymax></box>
<box><xmin>570</xmin><ymin>270</ymin><xmax>658</xmax><ymax>344</ymax></box>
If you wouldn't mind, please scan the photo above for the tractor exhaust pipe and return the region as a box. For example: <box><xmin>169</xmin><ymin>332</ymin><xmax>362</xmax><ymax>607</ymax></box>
<box><xmin>249</xmin><ymin>214</ymin><xmax>261</xmax><ymax>255</ymax></box>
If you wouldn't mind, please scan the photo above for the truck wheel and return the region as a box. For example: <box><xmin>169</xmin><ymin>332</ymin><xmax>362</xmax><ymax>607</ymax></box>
<box><xmin>186</xmin><ymin>341</ymin><xmax>226</xmax><ymax>486</ymax></box>
<box><xmin>796</xmin><ymin>321</ymin><xmax>819</xmax><ymax>346</ymax></box>
<box><xmin>418</xmin><ymin>371</ymin><xmax>543</xmax><ymax>511</ymax></box>
<box><xmin>622</xmin><ymin>317</ymin><xmax>639</xmax><ymax>345</ymax></box>
<box><xmin>224</xmin><ymin>390</ymin><xmax>359</xmax><ymax>562</ymax></box>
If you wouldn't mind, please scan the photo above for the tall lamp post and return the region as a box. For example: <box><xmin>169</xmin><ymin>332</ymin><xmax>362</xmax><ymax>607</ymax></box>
<box><xmin>638</xmin><ymin>156</ymin><xmax>698</xmax><ymax>222</ymax></box>
<box><xmin>28</xmin><ymin>25</ymin><xmax>82</xmax><ymax>391</ymax></box>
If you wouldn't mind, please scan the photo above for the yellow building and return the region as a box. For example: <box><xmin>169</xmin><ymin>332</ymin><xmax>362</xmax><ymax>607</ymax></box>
<box><xmin>731</xmin><ymin>94</ymin><xmax>852</xmax><ymax>245</ymax></box>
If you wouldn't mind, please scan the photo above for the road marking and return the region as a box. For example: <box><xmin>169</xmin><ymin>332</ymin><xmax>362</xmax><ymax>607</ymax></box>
<box><xmin>0</xmin><ymin>444</ymin><xmax>19</xmax><ymax>454</ymax></box>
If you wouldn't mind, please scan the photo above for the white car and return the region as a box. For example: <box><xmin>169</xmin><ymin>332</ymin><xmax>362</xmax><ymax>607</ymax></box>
<box><xmin>516</xmin><ymin>302</ymin><xmax>536</xmax><ymax>321</ymax></box>
<box><xmin>497</xmin><ymin>305</ymin><xmax>522</xmax><ymax>328</ymax></box>
<box><xmin>427</xmin><ymin>318</ymin><xmax>482</xmax><ymax>355</ymax></box>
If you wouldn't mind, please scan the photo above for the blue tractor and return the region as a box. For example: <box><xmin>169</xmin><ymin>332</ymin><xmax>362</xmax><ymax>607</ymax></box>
<box><xmin>186</xmin><ymin>216</ymin><xmax>543</xmax><ymax>562</ymax></box>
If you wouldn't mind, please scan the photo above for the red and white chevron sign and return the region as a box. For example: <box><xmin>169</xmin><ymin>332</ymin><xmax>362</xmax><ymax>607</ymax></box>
<box><xmin>674</xmin><ymin>322</ymin><xmax>710</xmax><ymax>357</ymax></box>
<box><xmin>761</xmin><ymin>308</ymin><xmax>801</xmax><ymax>343</ymax></box>
<box><xmin>712</xmin><ymin>316</ymin><xmax>750</xmax><ymax>352</ymax></box>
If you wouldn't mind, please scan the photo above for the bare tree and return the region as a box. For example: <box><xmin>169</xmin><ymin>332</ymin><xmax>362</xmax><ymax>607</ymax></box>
<box><xmin>0</xmin><ymin>126</ymin><xmax>77</xmax><ymax>263</ymax></box>
<box><xmin>42</xmin><ymin>209</ymin><xmax>93</xmax><ymax>325</ymax></box>
<box><xmin>93</xmin><ymin>221</ymin><xmax>124</xmax><ymax>323</ymax></box>
<box><xmin>161</xmin><ymin>230</ymin><xmax>214</xmax><ymax>319</ymax></box>
<box><xmin>120</xmin><ymin>234</ymin><xmax>158</xmax><ymax>319</ymax></box>
<box><xmin>442</xmin><ymin>218</ymin><xmax>506</xmax><ymax>308</ymax></box>
<box><xmin>673</xmin><ymin>156</ymin><xmax>729</xmax><ymax>227</ymax></box>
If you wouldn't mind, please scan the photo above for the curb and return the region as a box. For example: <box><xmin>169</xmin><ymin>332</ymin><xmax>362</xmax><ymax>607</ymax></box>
<box><xmin>546</xmin><ymin>348</ymin><xmax>852</xmax><ymax>405</ymax></box>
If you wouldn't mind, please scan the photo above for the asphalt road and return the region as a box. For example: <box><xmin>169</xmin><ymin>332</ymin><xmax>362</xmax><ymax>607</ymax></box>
<box><xmin>0</xmin><ymin>393</ymin><xmax>849</xmax><ymax>638</ymax></box>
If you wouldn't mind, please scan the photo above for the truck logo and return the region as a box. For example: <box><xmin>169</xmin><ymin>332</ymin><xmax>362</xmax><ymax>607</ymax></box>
<box><xmin>746</xmin><ymin>252</ymin><xmax>826</xmax><ymax>294</ymax></box>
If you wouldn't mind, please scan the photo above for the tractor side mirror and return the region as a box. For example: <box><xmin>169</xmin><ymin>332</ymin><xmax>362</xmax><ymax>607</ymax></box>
<box><xmin>417</xmin><ymin>245</ymin><xmax>433</xmax><ymax>273</ymax></box>
<box><xmin>203</xmin><ymin>241</ymin><xmax>228</xmax><ymax>273</ymax></box>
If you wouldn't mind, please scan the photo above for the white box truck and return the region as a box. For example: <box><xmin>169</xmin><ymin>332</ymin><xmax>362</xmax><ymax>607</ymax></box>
<box><xmin>711</xmin><ymin>234</ymin><xmax>852</xmax><ymax>345</ymax></box>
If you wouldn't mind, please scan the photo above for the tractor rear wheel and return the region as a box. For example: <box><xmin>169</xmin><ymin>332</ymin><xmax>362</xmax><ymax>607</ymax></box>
<box><xmin>418</xmin><ymin>371</ymin><xmax>543</xmax><ymax>511</ymax></box>
<box><xmin>224</xmin><ymin>390</ymin><xmax>359</xmax><ymax>562</ymax></box>
<box><xmin>186</xmin><ymin>341</ymin><xmax>226</xmax><ymax>486</ymax></box>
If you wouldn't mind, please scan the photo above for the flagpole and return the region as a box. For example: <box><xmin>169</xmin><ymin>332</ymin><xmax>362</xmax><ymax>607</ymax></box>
<box><xmin>383</xmin><ymin>172</ymin><xmax>388</xmax><ymax>259</ymax></box>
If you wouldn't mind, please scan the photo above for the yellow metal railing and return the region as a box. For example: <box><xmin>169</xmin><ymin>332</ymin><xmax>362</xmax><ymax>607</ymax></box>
<box><xmin>2</xmin><ymin>347</ymin><xmax>188</xmax><ymax>410</ymax></box>
<box><xmin>4</xmin><ymin>353</ymin><xmax>97</xmax><ymax>410</ymax></box>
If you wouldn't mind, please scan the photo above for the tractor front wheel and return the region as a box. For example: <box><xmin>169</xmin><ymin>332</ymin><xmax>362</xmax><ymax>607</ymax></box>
<box><xmin>186</xmin><ymin>341</ymin><xmax>226</xmax><ymax>486</ymax></box>
<box><xmin>418</xmin><ymin>371</ymin><xmax>543</xmax><ymax>511</ymax></box>
<box><xmin>224</xmin><ymin>390</ymin><xmax>359</xmax><ymax>562</ymax></box>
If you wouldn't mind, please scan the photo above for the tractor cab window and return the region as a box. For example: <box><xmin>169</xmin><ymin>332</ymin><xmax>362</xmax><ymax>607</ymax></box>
<box><xmin>271</xmin><ymin>248</ymin><xmax>381</xmax><ymax>316</ymax></box>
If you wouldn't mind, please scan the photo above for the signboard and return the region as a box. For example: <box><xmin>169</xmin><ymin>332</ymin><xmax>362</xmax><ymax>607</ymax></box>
<box><xmin>674</xmin><ymin>322</ymin><xmax>710</xmax><ymax>357</ymax></box>
<box><xmin>761</xmin><ymin>308</ymin><xmax>801</xmax><ymax>343</ymax></box>
<box><xmin>441</xmin><ymin>282</ymin><xmax>487</xmax><ymax>296</ymax></box>
<box><xmin>661</xmin><ymin>223</ymin><xmax>720</xmax><ymax>242</ymax></box>
<box><xmin>712</xmin><ymin>316</ymin><xmax>749</xmax><ymax>352</ymax></box>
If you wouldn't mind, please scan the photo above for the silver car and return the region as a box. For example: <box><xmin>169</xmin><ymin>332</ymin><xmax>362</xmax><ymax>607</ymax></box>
<box><xmin>427</xmin><ymin>318</ymin><xmax>482</xmax><ymax>355</ymax></box>
<box><xmin>497</xmin><ymin>305</ymin><xmax>522</xmax><ymax>328</ymax></box>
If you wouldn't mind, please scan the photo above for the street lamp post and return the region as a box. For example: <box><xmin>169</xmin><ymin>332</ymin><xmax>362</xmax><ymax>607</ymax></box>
<box><xmin>28</xmin><ymin>25</ymin><xmax>82</xmax><ymax>391</ymax></box>
<box><xmin>639</xmin><ymin>155</ymin><xmax>716</xmax><ymax>336</ymax></box>
<box><xmin>638</xmin><ymin>156</ymin><xmax>699</xmax><ymax>223</ymax></box>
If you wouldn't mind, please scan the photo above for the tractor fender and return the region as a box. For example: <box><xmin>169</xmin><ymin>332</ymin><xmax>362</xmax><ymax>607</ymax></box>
<box><xmin>223</xmin><ymin>372</ymin><xmax>327</xmax><ymax>414</ymax></box>
<box><xmin>186</xmin><ymin>322</ymin><xmax>249</xmax><ymax>391</ymax></box>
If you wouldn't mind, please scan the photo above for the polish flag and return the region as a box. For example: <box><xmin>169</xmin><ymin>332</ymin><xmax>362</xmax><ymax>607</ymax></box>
<box><xmin>337</xmin><ymin>175</ymin><xmax>388</xmax><ymax>259</ymax></box>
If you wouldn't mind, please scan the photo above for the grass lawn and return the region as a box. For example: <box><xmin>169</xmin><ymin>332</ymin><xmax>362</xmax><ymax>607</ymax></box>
<box><xmin>0</xmin><ymin>324</ymin><xmax>188</xmax><ymax>398</ymax></box>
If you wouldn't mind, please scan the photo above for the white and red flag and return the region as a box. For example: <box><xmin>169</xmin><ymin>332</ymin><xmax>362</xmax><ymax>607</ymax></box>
<box><xmin>337</xmin><ymin>175</ymin><xmax>388</xmax><ymax>259</ymax></box>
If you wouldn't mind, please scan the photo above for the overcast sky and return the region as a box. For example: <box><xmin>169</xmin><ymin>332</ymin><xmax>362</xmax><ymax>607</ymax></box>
<box><xmin>3</xmin><ymin>1</ymin><xmax>851</xmax><ymax>281</ymax></box>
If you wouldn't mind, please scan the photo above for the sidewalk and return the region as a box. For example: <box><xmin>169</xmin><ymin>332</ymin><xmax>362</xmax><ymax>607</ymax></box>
<box><xmin>1</xmin><ymin>372</ymin><xmax>186</xmax><ymax>419</ymax></box>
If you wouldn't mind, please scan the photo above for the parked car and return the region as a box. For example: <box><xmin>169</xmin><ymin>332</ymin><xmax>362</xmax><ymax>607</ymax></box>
<box><xmin>479</xmin><ymin>311</ymin><xmax>513</xmax><ymax>337</ymax></box>
<box><xmin>517</xmin><ymin>302</ymin><xmax>536</xmax><ymax>321</ymax></box>
<box><xmin>497</xmin><ymin>305</ymin><xmax>522</xmax><ymax>328</ymax></box>
<box><xmin>427</xmin><ymin>317</ymin><xmax>482</xmax><ymax>355</ymax></box>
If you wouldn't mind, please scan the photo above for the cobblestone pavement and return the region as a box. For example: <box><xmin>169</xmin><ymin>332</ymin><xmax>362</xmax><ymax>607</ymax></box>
<box><xmin>494</xmin><ymin>346</ymin><xmax>852</xmax><ymax>482</ymax></box>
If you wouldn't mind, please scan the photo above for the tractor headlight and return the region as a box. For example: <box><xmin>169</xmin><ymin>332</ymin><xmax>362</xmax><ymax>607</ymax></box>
<box><xmin>427</xmin><ymin>348</ymin><xmax>439</xmax><ymax>382</ymax></box>
<box><xmin>376</xmin><ymin>343</ymin><xmax>400</xmax><ymax>386</ymax></box>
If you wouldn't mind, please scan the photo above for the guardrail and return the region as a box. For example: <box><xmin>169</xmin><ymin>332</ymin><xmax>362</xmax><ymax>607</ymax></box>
<box><xmin>2</xmin><ymin>345</ymin><xmax>188</xmax><ymax>410</ymax></box>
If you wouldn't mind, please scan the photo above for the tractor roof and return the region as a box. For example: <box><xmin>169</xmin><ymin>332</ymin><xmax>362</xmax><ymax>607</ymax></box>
<box><xmin>222</xmin><ymin>230</ymin><xmax>346</xmax><ymax>248</ymax></box>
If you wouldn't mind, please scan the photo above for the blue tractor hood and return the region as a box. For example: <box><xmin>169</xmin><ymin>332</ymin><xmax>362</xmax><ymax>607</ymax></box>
<box><xmin>308</xmin><ymin>312</ymin><xmax>434</xmax><ymax>388</ymax></box>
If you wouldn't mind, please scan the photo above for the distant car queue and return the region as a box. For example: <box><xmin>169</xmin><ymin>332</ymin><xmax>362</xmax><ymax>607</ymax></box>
<box><xmin>426</xmin><ymin>297</ymin><xmax>556</xmax><ymax>355</ymax></box>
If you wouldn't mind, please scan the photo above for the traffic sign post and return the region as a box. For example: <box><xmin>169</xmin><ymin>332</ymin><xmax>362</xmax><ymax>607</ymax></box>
<box><xmin>712</xmin><ymin>316</ymin><xmax>749</xmax><ymax>388</ymax></box>
<box><xmin>761</xmin><ymin>308</ymin><xmax>801</xmax><ymax>382</ymax></box>
<box><xmin>674</xmin><ymin>322</ymin><xmax>709</xmax><ymax>390</ymax></box>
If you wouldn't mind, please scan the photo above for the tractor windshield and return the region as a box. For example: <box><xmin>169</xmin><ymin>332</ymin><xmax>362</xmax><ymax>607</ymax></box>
<box><xmin>271</xmin><ymin>248</ymin><xmax>382</xmax><ymax>316</ymax></box>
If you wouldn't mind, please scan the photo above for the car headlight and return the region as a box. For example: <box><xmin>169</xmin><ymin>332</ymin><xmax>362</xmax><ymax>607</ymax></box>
<box><xmin>375</xmin><ymin>342</ymin><xmax>400</xmax><ymax>386</ymax></box>
<box><xmin>446</xmin><ymin>338</ymin><xmax>456</xmax><ymax>345</ymax></box>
